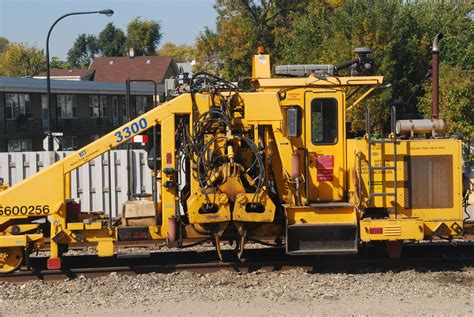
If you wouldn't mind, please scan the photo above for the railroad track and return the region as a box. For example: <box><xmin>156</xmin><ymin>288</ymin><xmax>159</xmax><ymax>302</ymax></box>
<box><xmin>1</xmin><ymin>242</ymin><xmax>474</xmax><ymax>283</ymax></box>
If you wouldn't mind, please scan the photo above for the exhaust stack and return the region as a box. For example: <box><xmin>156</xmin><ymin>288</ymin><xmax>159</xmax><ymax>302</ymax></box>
<box><xmin>431</xmin><ymin>33</ymin><xmax>443</xmax><ymax>119</ymax></box>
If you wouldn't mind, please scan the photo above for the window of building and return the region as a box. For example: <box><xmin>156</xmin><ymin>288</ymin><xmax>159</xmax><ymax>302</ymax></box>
<box><xmin>8</xmin><ymin>139</ymin><xmax>32</xmax><ymax>152</ymax></box>
<box><xmin>5</xmin><ymin>93</ymin><xmax>31</xmax><ymax>120</ymax></box>
<box><xmin>311</xmin><ymin>98</ymin><xmax>338</xmax><ymax>144</ymax></box>
<box><xmin>59</xmin><ymin>136</ymin><xmax>78</xmax><ymax>151</ymax></box>
<box><xmin>57</xmin><ymin>95</ymin><xmax>77</xmax><ymax>118</ymax></box>
<box><xmin>135</xmin><ymin>96</ymin><xmax>148</xmax><ymax>116</ymax></box>
<box><xmin>89</xmin><ymin>95</ymin><xmax>107</xmax><ymax>118</ymax></box>
<box><xmin>121</xmin><ymin>97</ymin><xmax>127</xmax><ymax>123</ymax></box>
<box><xmin>41</xmin><ymin>95</ymin><xmax>49</xmax><ymax>130</ymax></box>
<box><xmin>112</xmin><ymin>97</ymin><xmax>119</xmax><ymax>126</ymax></box>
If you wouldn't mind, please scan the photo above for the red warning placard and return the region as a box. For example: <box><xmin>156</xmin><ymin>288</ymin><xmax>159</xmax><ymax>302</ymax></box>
<box><xmin>315</xmin><ymin>155</ymin><xmax>334</xmax><ymax>181</ymax></box>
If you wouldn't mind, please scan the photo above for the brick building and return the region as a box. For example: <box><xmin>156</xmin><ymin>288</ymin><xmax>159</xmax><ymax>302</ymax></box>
<box><xmin>0</xmin><ymin>77</ymin><xmax>164</xmax><ymax>152</ymax></box>
<box><xmin>2</xmin><ymin>55</ymin><xmax>179</xmax><ymax>152</ymax></box>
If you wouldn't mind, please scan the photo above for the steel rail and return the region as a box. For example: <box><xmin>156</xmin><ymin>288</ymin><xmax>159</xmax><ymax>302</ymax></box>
<box><xmin>1</xmin><ymin>242</ymin><xmax>474</xmax><ymax>283</ymax></box>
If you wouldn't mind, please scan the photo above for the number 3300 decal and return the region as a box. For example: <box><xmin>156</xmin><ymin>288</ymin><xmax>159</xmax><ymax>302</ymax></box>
<box><xmin>115</xmin><ymin>118</ymin><xmax>148</xmax><ymax>143</ymax></box>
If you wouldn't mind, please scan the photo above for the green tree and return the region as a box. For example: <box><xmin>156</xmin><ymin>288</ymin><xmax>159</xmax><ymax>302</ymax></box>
<box><xmin>209</xmin><ymin>0</ymin><xmax>309</xmax><ymax>79</ymax></box>
<box><xmin>194</xmin><ymin>27</ymin><xmax>222</xmax><ymax>74</ymax></box>
<box><xmin>157</xmin><ymin>42</ymin><xmax>195</xmax><ymax>62</ymax></box>
<box><xmin>50</xmin><ymin>57</ymin><xmax>70</xmax><ymax>69</ymax></box>
<box><xmin>126</xmin><ymin>17</ymin><xmax>162</xmax><ymax>56</ymax></box>
<box><xmin>0</xmin><ymin>37</ymin><xmax>9</xmax><ymax>53</ymax></box>
<box><xmin>98</xmin><ymin>22</ymin><xmax>126</xmax><ymax>56</ymax></box>
<box><xmin>419</xmin><ymin>64</ymin><xmax>473</xmax><ymax>139</ymax></box>
<box><xmin>0</xmin><ymin>43</ymin><xmax>45</xmax><ymax>76</ymax></box>
<box><xmin>67</xmin><ymin>34</ymin><xmax>99</xmax><ymax>68</ymax></box>
<box><xmin>276</xmin><ymin>1</ymin><xmax>473</xmax><ymax>134</ymax></box>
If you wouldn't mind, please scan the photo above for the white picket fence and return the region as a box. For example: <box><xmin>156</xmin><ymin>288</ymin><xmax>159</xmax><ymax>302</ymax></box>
<box><xmin>0</xmin><ymin>150</ymin><xmax>153</xmax><ymax>216</ymax></box>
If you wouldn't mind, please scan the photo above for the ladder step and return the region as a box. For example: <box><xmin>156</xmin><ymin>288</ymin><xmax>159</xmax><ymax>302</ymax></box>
<box><xmin>370</xmin><ymin>192</ymin><xmax>396</xmax><ymax>197</ymax></box>
<box><xmin>369</xmin><ymin>166</ymin><xmax>396</xmax><ymax>171</ymax></box>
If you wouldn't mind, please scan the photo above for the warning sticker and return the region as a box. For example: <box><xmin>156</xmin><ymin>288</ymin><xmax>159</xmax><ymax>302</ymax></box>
<box><xmin>315</xmin><ymin>155</ymin><xmax>334</xmax><ymax>181</ymax></box>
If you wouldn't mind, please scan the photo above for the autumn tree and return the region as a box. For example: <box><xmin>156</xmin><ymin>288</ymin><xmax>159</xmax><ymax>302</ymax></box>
<box><xmin>211</xmin><ymin>0</ymin><xmax>308</xmax><ymax>79</ymax></box>
<box><xmin>126</xmin><ymin>18</ymin><xmax>162</xmax><ymax>56</ymax></box>
<box><xmin>157</xmin><ymin>42</ymin><xmax>194</xmax><ymax>62</ymax></box>
<box><xmin>195</xmin><ymin>0</ymin><xmax>473</xmax><ymax>138</ymax></box>
<box><xmin>0</xmin><ymin>43</ymin><xmax>45</xmax><ymax>76</ymax></box>
<box><xmin>194</xmin><ymin>27</ymin><xmax>221</xmax><ymax>74</ymax></box>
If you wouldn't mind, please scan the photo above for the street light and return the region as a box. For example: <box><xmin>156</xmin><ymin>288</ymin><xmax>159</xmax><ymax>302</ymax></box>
<box><xmin>46</xmin><ymin>9</ymin><xmax>114</xmax><ymax>151</ymax></box>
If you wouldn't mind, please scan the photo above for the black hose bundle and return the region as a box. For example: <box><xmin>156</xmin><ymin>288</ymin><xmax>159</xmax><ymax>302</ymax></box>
<box><xmin>177</xmin><ymin>72</ymin><xmax>264</xmax><ymax>195</ymax></box>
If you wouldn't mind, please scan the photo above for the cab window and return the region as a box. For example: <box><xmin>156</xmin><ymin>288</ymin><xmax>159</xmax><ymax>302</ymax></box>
<box><xmin>311</xmin><ymin>98</ymin><xmax>338</xmax><ymax>144</ymax></box>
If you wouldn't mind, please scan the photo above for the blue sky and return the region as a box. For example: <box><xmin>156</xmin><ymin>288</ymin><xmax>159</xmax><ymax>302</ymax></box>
<box><xmin>0</xmin><ymin>0</ymin><xmax>217</xmax><ymax>59</ymax></box>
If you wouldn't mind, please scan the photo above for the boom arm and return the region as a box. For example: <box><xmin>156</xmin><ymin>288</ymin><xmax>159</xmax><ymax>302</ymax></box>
<box><xmin>0</xmin><ymin>93</ymin><xmax>194</xmax><ymax>215</ymax></box>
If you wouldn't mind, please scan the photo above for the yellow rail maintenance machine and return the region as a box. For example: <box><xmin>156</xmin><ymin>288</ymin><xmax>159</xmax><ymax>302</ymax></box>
<box><xmin>0</xmin><ymin>35</ymin><xmax>467</xmax><ymax>273</ymax></box>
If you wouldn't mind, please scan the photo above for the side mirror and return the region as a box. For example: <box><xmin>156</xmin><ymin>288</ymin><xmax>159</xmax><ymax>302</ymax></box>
<box><xmin>286</xmin><ymin>106</ymin><xmax>302</xmax><ymax>138</ymax></box>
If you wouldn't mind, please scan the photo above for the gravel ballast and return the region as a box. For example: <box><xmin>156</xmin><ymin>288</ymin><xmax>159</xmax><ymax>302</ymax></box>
<box><xmin>0</xmin><ymin>267</ymin><xmax>472</xmax><ymax>316</ymax></box>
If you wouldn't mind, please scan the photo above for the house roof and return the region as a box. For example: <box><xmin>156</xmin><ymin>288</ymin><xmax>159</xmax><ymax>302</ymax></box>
<box><xmin>36</xmin><ymin>68</ymin><xmax>95</xmax><ymax>78</ymax></box>
<box><xmin>90</xmin><ymin>56</ymin><xmax>179</xmax><ymax>84</ymax></box>
<box><xmin>0</xmin><ymin>76</ymin><xmax>163</xmax><ymax>95</ymax></box>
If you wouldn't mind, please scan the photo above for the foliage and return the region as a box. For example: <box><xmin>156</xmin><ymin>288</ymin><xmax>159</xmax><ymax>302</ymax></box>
<box><xmin>98</xmin><ymin>23</ymin><xmax>127</xmax><ymax>57</ymax></box>
<box><xmin>0</xmin><ymin>43</ymin><xmax>45</xmax><ymax>76</ymax></box>
<box><xmin>126</xmin><ymin>17</ymin><xmax>162</xmax><ymax>56</ymax></box>
<box><xmin>157</xmin><ymin>42</ymin><xmax>195</xmax><ymax>62</ymax></box>
<box><xmin>419</xmin><ymin>64</ymin><xmax>473</xmax><ymax>139</ymax></box>
<box><xmin>66</xmin><ymin>18</ymin><xmax>162</xmax><ymax>67</ymax></box>
<box><xmin>0</xmin><ymin>37</ymin><xmax>9</xmax><ymax>54</ymax></box>
<box><xmin>194</xmin><ymin>27</ymin><xmax>221</xmax><ymax>74</ymax></box>
<box><xmin>196</xmin><ymin>0</ymin><xmax>473</xmax><ymax>136</ymax></box>
<box><xmin>208</xmin><ymin>0</ymin><xmax>308</xmax><ymax>79</ymax></box>
<box><xmin>66</xmin><ymin>34</ymin><xmax>99</xmax><ymax>68</ymax></box>
<box><xmin>50</xmin><ymin>57</ymin><xmax>70</xmax><ymax>69</ymax></box>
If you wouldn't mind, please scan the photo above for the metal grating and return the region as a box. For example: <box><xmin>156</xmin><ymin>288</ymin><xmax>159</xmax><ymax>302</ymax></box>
<box><xmin>404</xmin><ymin>155</ymin><xmax>453</xmax><ymax>209</ymax></box>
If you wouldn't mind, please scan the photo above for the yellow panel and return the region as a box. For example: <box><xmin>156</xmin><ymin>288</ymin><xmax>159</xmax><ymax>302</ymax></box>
<box><xmin>257</xmin><ymin>76</ymin><xmax>383</xmax><ymax>88</ymax></box>
<box><xmin>0</xmin><ymin>163</ymin><xmax>64</xmax><ymax>216</ymax></box>
<box><xmin>360</xmin><ymin>218</ymin><xmax>424</xmax><ymax>241</ymax></box>
<box><xmin>285</xmin><ymin>205</ymin><xmax>356</xmax><ymax>225</ymax></box>
<box><xmin>84</xmin><ymin>222</ymin><xmax>102</xmax><ymax>230</ymax></box>
<box><xmin>242</xmin><ymin>92</ymin><xmax>283</xmax><ymax>122</ymax></box>
<box><xmin>0</xmin><ymin>234</ymin><xmax>43</xmax><ymax>247</ymax></box>
<box><xmin>96</xmin><ymin>240</ymin><xmax>114</xmax><ymax>257</ymax></box>
<box><xmin>347</xmin><ymin>138</ymin><xmax>463</xmax><ymax>224</ymax></box>
<box><xmin>67</xmin><ymin>223</ymin><xmax>84</xmax><ymax>230</ymax></box>
<box><xmin>252</xmin><ymin>54</ymin><xmax>271</xmax><ymax>78</ymax></box>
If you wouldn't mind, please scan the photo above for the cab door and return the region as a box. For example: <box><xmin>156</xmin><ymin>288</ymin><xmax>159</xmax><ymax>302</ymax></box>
<box><xmin>304</xmin><ymin>90</ymin><xmax>346</xmax><ymax>202</ymax></box>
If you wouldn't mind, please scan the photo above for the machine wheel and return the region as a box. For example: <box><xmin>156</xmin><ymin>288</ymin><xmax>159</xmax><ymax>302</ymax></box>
<box><xmin>0</xmin><ymin>247</ymin><xmax>23</xmax><ymax>273</ymax></box>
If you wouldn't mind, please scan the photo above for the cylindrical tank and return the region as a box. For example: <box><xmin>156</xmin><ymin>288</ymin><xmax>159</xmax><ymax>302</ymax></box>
<box><xmin>395</xmin><ymin>119</ymin><xmax>445</xmax><ymax>135</ymax></box>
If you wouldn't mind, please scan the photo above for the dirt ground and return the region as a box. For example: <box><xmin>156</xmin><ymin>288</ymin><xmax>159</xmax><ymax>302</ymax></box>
<box><xmin>38</xmin><ymin>297</ymin><xmax>473</xmax><ymax>316</ymax></box>
<box><xmin>0</xmin><ymin>267</ymin><xmax>472</xmax><ymax>316</ymax></box>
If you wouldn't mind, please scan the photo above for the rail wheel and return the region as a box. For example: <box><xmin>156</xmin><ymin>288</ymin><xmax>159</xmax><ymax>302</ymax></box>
<box><xmin>0</xmin><ymin>247</ymin><xmax>23</xmax><ymax>273</ymax></box>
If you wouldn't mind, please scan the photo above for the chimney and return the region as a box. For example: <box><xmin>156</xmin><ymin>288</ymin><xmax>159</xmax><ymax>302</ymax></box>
<box><xmin>431</xmin><ymin>33</ymin><xmax>443</xmax><ymax>119</ymax></box>
<box><xmin>129</xmin><ymin>47</ymin><xmax>135</xmax><ymax>58</ymax></box>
